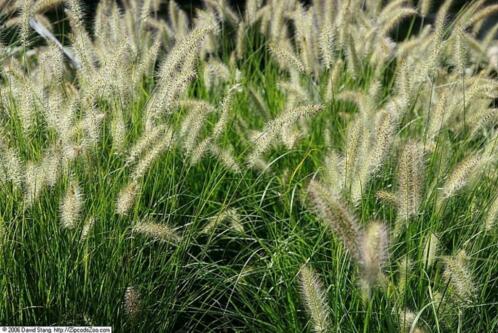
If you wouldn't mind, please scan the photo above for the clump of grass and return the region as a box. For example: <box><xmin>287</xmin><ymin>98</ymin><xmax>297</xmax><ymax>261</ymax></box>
<box><xmin>0</xmin><ymin>0</ymin><xmax>497</xmax><ymax>331</ymax></box>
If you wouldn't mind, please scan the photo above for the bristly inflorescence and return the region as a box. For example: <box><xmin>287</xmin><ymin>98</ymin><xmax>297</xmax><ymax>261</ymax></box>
<box><xmin>298</xmin><ymin>264</ymin><xmax>331</xmax><ymax>333</ymax></box>
<box><xmin>60</xmin><ymin>177</ymin><xmax>83</xmax><ymax>229</ymax></box>
<box><xmin>0</xmin><ymin>0</ymin><xmax>497</xmax><ymax>329</ymax></box>
<box><xmin>132</xmin><ymin>218</ymin><xmax>181</xmax><ymax>243</ymax></box>
<box><xmin>307</xmin><ymin>180</ymin><xmax>391</xmax><ymax>299</ymax></box>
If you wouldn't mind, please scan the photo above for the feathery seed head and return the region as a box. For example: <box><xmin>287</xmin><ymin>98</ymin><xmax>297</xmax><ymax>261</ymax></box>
<box><xmin>20</xmin><ymin>0</ymin><xmax>33</xmax><ymax>47</ymax></box>
<box><xmin>485</xmin><ymin>194</ymin><xmax>498</xmax><ymax>231</ymax></box>
<box><xmin>298</xmin><ymin>264</ymin><xmax>331</xmax><ymax>333</ymax></box>
<box><xmin>157</xmin><ymin>26</ymin><xmax>214</xmax><ymax>85</ymax></box>
<box><xmin>111</xmin><ymin>110</ymin><xmax>126</xmax><ymax>152</ymax></box>
<box><xmin>376</xmin><ymin>191</ymin><xmax>399</xmax><ymax>207</ymax></box>
<box><xmin>211</xmin><ymin>84</ymin><xmax>241</xmax><ymax>141</ymax></box>
<box><xmin>41</xmin><ymin>146</ymin><xmax>61</xmax><ymax>187</ymax></box>
<box><xmin>210</xmin><ymin>145</ymin><xmax>241</xmax><ymax>173</ymax></box>
<box><xmin>368</xmin><ymin>110</ymin><xmax>397</xmax><ymax>176</ymax></box>
<box><xmin>397</xmin><ymin>255</ymin><xmax>413</xmax><ymax>297</ymax></box>
<box><xmin>133</xmin><ymin>218</ymin><xmax>181</xmax><ymax>243</ymax></box>
<box><xmin>322</xmin><ymin>150</ymin><xmax>344</xmax><ymax>196</ymax></box>
<box><xmin>203</xmin><ymin>60</ymin><xmax>230</xmax><ymax>90</ymax></box>
<box><xmin>60</xmin><ymin>178</ymin><xmax>83</xmax><ymax>229</ymax></box>
<box><xmin>307</xmin><ymin>180</ymin><xmax>361</xmax><ymax>260</ymax></box>
<box><xmin>178</xmin><ymin>102</ymin><xmax>213</xmax><ymax>154</ymax></box>
<box><xmin>359</xmin><ymin>221</ymin><xmax>389</xmax><ymax>294</ymax></box>
<box><xmin>269</xmin><ymin>41</ymin><xmax>306</xmax><ymax>74</ymax></box>
<box><xmin>235</xmin><ymin>22</ymin><xmax>246</xmax><ymax>59</ymax></box>
<box><xmin>346</xmin><ymin>33</ymin><xmax>361</xmax><ymax>78</ymax></box>
<box><xmin>24</xmin><ymin>161</ymin><xmax>46</xmax><ymax>205</ymax></box>
<box><xmin>319</xmin><ymin>19</ymin><xmax>335</xmax><ymax>69</ymax></box>
<box><xmin>33</xmin><ymin>0</ymin><xmax>64</xmax><ymax>14</ymax></box>
<box><xmin>443</xmin><ymin>250</ymin><xmax>476</xmax><ymax>306</ymax></box>
<box><xmin>131</xmin><ymin>127</ymin><xmax>173</xmax><ymax>181</ymax></box>
<box><xmin>126</xmin><ymin>124</ymin><xmax>166</xmax><ymax>166</ymax></box>
<box><xmin>427</xmin><ymin>90</ymin><xmax>449</xmax><ymax>142</ymax></box>
<box><xmin>454</xmin><ymin>26</ymin><xmax>468</xmax><ymax>74</ymax></box>
<box><xmin>0</xmin><ymin>146</ymin><xmax>23</xmax><ymax>187</ymax></box>
<box><xmin>399</xmin><ymin>309</ymin><xmax>419</xmax><ymax>333</ymax></box>
<box><xmin>344</xmin><ymin>116</ymin><xmax>370</xmax><ymax>196</ymax></box>
<box><xmin>423</xmin><ymin>233</ymin><xmax>439</xmax><ymax>268</ymax></box>
<box><xmin>380</xmin><ymin>8</ymin><xmax>418</xmax><ymax>36</ymax></box>
<box><xmin>202</xmin><ymin>208</ymin><xmax>243</xmax><ymax>234</ymax></box>
<box><xmin>397</xmin><ymin>141</ymin><xmax>424</xmax><ymax>221</ymax></box>
<box><xmin>124</xmin><ymin>286</ymin><xmax>141</xmax><ymax>319</ymax></box>
<box><xmin>441</xmin><ymin>154</ymin><xmax>481</xmax><ymax>200</ymax></box>
<box><xmin>420</xmin><ymin>0</ymin><xmax>432</xmax><ymax>17</ymax></box>
<box><xmin>325</xmin><ymin>59</ymin><xmax>343</xmax><ymax>101</ymax></box>
<box><xmin>80</xmin><ymin>216</ymin><xmax>95</xmax><ymax>241</ymax></box>
<box><xmin>247</xmin><ymin>104</ymin><xmax>322</xmax><ymax>166</ymax></box>
<box><xmin>116</xmin><ymin>181</ymin><xmax>140</xmax><ymax>216</ymax></box>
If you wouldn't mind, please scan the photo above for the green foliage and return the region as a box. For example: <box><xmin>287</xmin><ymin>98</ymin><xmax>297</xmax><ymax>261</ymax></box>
<box><xmin>0</xmin><ymin>0</ymin><xmax>497</xmax><ymax>332</ymax></box>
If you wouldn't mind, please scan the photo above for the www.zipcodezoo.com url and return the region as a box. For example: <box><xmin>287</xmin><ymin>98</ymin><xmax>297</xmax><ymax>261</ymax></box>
<box><xmin>1</xmin><ymin>327</ymin><xmax>112</xmax><ymax>333</ymax></box>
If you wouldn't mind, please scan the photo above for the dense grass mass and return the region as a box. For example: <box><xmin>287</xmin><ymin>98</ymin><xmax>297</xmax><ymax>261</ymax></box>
<box><xmin>0</xmin><ymin>0</ymin><xmax>497</xmax><ymax>332</ymax></box>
